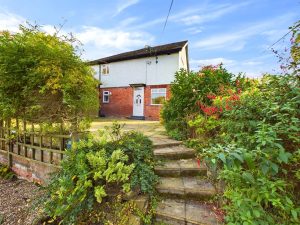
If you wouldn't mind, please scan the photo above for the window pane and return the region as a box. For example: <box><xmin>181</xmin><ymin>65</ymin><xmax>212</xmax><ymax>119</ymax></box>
<box><xmin>102</xmin><ymin>64</ymin><xmax>109</xmax><ymax>75</ymax></box>
<box><xmin>151</xmin><ymin>93</ymin><xmax>166</xmax><ymax>104</ymax></box>
<box><xmin>103</xmin><ymin>95</ymin><xmax>109</xmax><ymax>102</ymax></box>
<box><xmin>151</xmin><ymin>88</ymin><xmax>166</xmax><ymax>94</ymax></box>
<box><xmin>103</xmin><ymin>91</ymin><xmax>109</xmax><ymax>103</ymax></box>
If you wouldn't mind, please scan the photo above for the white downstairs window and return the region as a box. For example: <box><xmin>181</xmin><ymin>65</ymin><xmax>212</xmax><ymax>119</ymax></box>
<box><xmin>103</xmin><ymin>91</ymin><xmax>110</xmax><ymax>103</ymax></box>
<box><xmin>151</xmin><ymin>88</ymin><xmax>166</xmax><ymax>105</ymax></box>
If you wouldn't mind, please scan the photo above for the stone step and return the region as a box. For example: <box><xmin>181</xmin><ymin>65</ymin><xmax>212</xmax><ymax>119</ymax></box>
<box><xmin>155</xmin><ymin>159</ymin><xmax>207</xmax><ymax>177</ymax></box>
<box><xmin>155</xmin><ymin>199</ymin><xmax>220</xmax><ymax>225</ymax></box>
<box><xmin>156</xmin><ymin>177</ymin><xmax>216</xmax><ymax>201</ymax></box>
<box><xmin>150</xmin><ymin>137</ymin><xmax>183</xmax><ymax>149</ymax></box>
<box><xmin>154</xmin><ymin>146</ymin><xmax>196</xmax><ymax>160</ymax></box>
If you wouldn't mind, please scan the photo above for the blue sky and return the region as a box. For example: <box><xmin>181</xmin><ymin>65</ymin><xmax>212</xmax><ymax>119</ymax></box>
<box><xmin>0</xmin><ymin>0</ymin><xmax>299</xmax><ymax>77</ymax></box>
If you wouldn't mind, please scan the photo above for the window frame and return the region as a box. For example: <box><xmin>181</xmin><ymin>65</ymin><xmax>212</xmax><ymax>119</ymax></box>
<box><xmin>101</xmin><ymin>64</ymin><xmax>110</xmax><ymax>75</ymax></box>
<box><xmin>150</xmin><ymin>88</ymin><xmax>167</xmax><ymax>105</ymax></box>
<box><xmin>103</xmin><ymin>91</ymin><xmax>110</xmax><ymax>103</ymax></box>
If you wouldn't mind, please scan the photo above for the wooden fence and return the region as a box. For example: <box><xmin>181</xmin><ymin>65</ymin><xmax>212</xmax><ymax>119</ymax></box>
<box><xmin>0</xmin><ymin>119</ymin><xmax>79</xmax><ymax>171</ymax></box>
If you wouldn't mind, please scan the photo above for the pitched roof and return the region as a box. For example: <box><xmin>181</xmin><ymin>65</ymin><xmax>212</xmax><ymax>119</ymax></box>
<box><xmin>89</xmin><ymin>40</ymin><xmax>188</xmax><ymax>65</ymax></box>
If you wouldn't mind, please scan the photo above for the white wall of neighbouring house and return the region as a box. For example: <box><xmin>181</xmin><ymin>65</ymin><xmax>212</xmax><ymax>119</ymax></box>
<box><xmin>91</xmin><ymin>65</ymin><xmax>100</xmax><ymax>81</ymax></box>
<box><xmin>98</xmin><ymin>53</ymin><xmax>181</xmax><ymax>88</ymax></box>
<box><xmin>179</xmin><ymin>44</ymin><xmax>188</xmax><ymax>71</ymax></box>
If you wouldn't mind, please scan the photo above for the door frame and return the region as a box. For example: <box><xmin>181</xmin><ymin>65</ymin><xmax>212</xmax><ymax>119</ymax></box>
<box><xmin>130</xmin><ymin>84</ymin><xmax>145</xmax><ymax>119</ymax></box>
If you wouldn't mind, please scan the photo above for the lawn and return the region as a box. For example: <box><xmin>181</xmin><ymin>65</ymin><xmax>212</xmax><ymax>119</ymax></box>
<box><xmin>90</xmin><ymin>118</ymin><xmax>167</xmax><ymax>138</ymax></box>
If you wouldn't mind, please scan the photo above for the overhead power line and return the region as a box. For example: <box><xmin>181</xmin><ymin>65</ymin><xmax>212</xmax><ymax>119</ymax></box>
<box><xmin>162</xmin><ymin>0</ymin><xmax>174</xmax><ymax>34</ymax></box>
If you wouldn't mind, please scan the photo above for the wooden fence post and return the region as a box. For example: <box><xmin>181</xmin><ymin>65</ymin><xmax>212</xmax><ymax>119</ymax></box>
<box><xmin>39</xmin><ymin>126</ymin><xmax>43</xmax><ymax>162</ymax></box>
<box><xmin>0</xmin><ymin>120</ymin><xmax>3</xmax><ymax>154</ymax></box>
<box><xmin>23</xmin><ymin>120</ymin><xmax>27</xmax><ymax>157</ymax></box>
<box><xmin>7</xmin><ymin>119</ymin><xmax>12</xmax><ymax>168</ymax></box>
<box><xmin>31</xmin><ymin>123</ymin><xmax>35</xmax><ymax>160</ymax></box>
<box><xmin>16</xmin><ymin>119</ymin><xmax>21</xmax><ymax>155</ymax></box>
<box><xmin>59</xmin><ymin>123</ymin><xmax>64</xmax><ymax>161</ymax></box>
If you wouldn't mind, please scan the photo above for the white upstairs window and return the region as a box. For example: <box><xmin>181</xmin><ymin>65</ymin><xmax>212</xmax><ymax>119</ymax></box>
<box><xmin>101</xmin><ymin>64</ymin><xmax>110</xmax><ymax>75</ymax></box>
<box><xmin>103</xmin><ymin>91</ymin><xmax>110</xmax><ymax>103</ymax></box>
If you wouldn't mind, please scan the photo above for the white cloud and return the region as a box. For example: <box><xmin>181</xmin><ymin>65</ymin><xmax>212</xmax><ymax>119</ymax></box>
<box><xmin>131</xmin><ymin>2</ymin><xmax>250</xmax><ymax>31</ymax></box>
<box><xmin>118</xmin><ymin>17</ymin><xmax>139</xmax><ymax>27</ymax></box>
<box><xmin>190</xmin><ymin>57</ymin><xmax>236</xmax><ymax>68</ymax></box>
<box><xmin>115</xmin><ymin>0</ymin><xmax>139</xmax><ymax>16</ymax></box>
<box><xmin>194</xmin><ymin>14</ymin><xmax>295</xmax><ymax>51</ymax></box>
<box><xmin>176</xmin><ymin>2</ymin><xmax>251</xmax><ymax>26</ymax></box>
<box><xmin>76</xmin><ymin>26</ymin><xmax>154</xmax><ymax>60</ymax></box>
<box><xmin>242</xmin><ymin>61</ymin><xmax>263</xmax><ymax>66</ymax></box>
<box><xmin>0</xmin><ymin>11</ymin><xmax>26</xmax><ymax>32</ymax></box>
<box><xmin>184</xmin><ymin>27</ymin><xmax>202</xmax><ymax>35</ymax></box>
<box><xmin>190</xmin><ymin>55</ymin><xmax>279</xmax><ymax>78</ymax></box>
<box><xmin>0</xmin><ymin>9</ymin><xmax>153</xmax><ymax>60</ymax></box>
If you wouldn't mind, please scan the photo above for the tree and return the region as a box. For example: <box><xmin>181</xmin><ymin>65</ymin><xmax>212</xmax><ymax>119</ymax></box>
<box><xmin>0</xmin><ymin>24</ymin><xmax>99</xmax><ymax>127</ymax></box>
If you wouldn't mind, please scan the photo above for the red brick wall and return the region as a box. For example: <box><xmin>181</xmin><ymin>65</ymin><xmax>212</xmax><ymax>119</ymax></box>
<box><xmin>144</xmin><ymin>84</ymin><xmax>171</xmax><ymax>120</ymax></box>
<box><xmin>99</xmin><ymin>84</ymin><xmax>171</xmax><ymax>120</ymax></box>
<box><xmin>0</xmin><ymin>151</ymin><xmax>59</xmax><ymax>184</ymax></box>
<box><xmin>100</xmin><ymin>87</ymin><xmax>133</xmax><ymax>117</ymax></box>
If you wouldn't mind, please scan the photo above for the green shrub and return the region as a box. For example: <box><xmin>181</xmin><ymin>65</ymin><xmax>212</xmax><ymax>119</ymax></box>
<box><xmin>161</xmin><ymin>66</ymin><xmax>234</xmax><ymax>140</ymax></box>
<box><xmin>0</xmin><ymin>24</ymin><xmax>98</xmax><ymax>124</ymax></box>
<box><xmin>161</xmin><ymin>21</ymin><xmax>300</xmax><ymax>225</ymax></box>
<box><xmin>45</xmin><ymin>138</ymin><xmax>134</xmax><ymax>224</ymax></box>
<box><xmin>198</xmin><ymin>74</ymin><xmax>300</xmax><ymax>224</ymax></box>
<box><xmin>119</xmin><ymin>131</ymin><xmax>159</xmax><ymax>194</ymax></box>
<box><xmin>44</xmin><ymin>124</ymin><xmax>158</xmax><ymax>224</ymax></box>
<box><xmin>0</xmin><ymin>164</ymin><xmax>15</xmax><ymax>180</ymax></box>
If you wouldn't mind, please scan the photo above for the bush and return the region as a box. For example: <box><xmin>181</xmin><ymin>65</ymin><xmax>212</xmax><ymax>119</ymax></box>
<box><xmin>44</xmin><ymin>124</ymin><xmax>158</xmax><ymax>224</ymax></box>
<box><xmin>162</xmin><ymin>20</ymin><xmax>300</xmax><ymax>225</ymax></box>
<box><xmin>119</xmin><ymin>132</ymin><xmax>159</xmax><ymax>194</ymax></box>
<box><xmin>0</xmin><ymin>24</ymin><xmax>98</xmax><ymax>124</ymax></box>
<box><xmin>0</xmin><ymin>164</ymin><xmax>15</xmax><ymax>180</ymax></box>
<box><xmin>198</xmin><ymin>74</ymin><xmax>300</xmax><ymax>224</ymax></box>
<box><xmin>161</xmin><ymin>66</ymin><xmax>234</xmax><ymax>140</ymax></box>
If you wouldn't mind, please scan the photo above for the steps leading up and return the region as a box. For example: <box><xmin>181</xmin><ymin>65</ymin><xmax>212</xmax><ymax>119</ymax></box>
<box><xmin>151</xmin><ymin>136</ymin><xmax>221</xmax><ymax>224</ymax></box>
<box><xmin>154</xmin><ymin>146</ymin><xmax>196</xmax><ymax>160</ymax></box>
<box><xmin>155</xmin><ymin>159</ymin><xmax>207</xmax><ymax>177</ymax></box>
<box><xmin>155</xmin><ymin>199</ymin><xmax>219</xmax><ymax>225</ymax></box>
<box><xmin>150</xmin><ymin>137</ymin><xmax>182</xmax><ymax>149</ymax></box>
<box><xmin>156</xmin><ymin>177</ymin><xmax>216</xmax><ymax>200</ymax></box>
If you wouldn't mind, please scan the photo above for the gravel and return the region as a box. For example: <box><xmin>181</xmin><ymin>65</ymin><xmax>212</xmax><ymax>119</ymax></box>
<box><xmin>0</xmin><ymin>178</ymin><xmax>45</xmax><ymax>225</ymax></box>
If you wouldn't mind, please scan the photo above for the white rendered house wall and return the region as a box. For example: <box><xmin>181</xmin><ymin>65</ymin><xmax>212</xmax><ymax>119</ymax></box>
<box><xmin>98</xmin><ymin>53</ymin><xmax>180</xmax><ymax>88</ymax></box>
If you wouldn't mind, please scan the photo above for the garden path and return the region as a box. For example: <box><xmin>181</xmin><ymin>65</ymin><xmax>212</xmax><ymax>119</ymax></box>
<box><xmin>152</xmin><ymin>136</ymin><xmax>223</xmax><ymax>224</ymax></box>
<box><xmin>91</xmin><ymin>118</ymin><xmax>223</xmax><ymax>224</ymax></box>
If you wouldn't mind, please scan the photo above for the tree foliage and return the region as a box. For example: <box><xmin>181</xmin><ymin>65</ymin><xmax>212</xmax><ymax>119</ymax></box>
<box><xmin>161</xmin><ymin>66</ymin><xmax>235</xmax><ymax>140</ymax></box>
<box><xmin>0</xmin><ymin>25</ymin><xmax>98</xmax><ymax>124</ymax></box>
<box><xmin>169</xmin><ymin>21</ymin><xmax>300</xmax><ymax>225</ymax></box>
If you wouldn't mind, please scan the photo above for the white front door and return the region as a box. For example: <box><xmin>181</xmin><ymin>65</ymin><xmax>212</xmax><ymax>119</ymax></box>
<box><xmin>133</xmin><ymin>87</ymin><xmax>144</xmax><ymax>117</ymax></box>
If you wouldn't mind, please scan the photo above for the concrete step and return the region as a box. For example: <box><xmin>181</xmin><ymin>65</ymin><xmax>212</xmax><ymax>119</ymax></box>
<box><xmin>156</xmin><ymin>177</ymin><xmax>216</xmax><ymax>201</ymax></box>
<box><xmin>150</xmin><ymin>137</ymin><xmax>183</xmax><ymax>149</ymax></box>
<box><xmin>154</xmin><ymin>146</ymin><xmax>196</xmax><ymax>160</ymax></box>
<box><xmin>155</xmin><ymin>159</ymin><xmax>207</xmax><ymax>177</ymax></box>
<box><xmin>155</xmin><ymin>199</ymin><xmax>220</xmax><ymax>225</ymax></box>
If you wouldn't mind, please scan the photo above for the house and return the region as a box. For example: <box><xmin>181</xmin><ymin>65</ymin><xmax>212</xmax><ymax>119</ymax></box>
<box><xmin>89</xmin><ymin>40</ymin><xmax>189</xmax><ymax>120</ymax></box>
